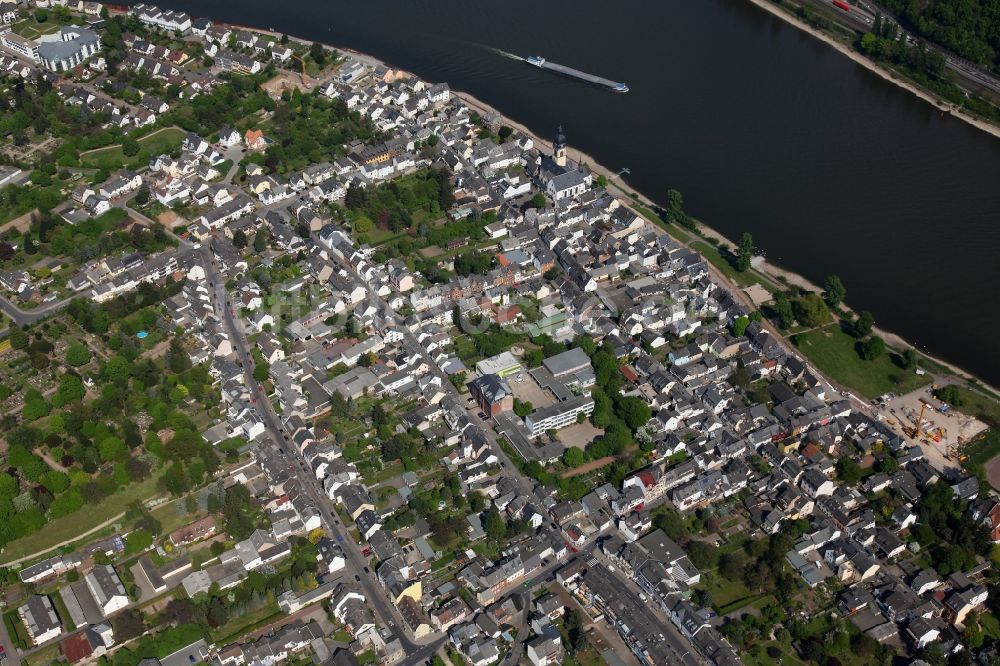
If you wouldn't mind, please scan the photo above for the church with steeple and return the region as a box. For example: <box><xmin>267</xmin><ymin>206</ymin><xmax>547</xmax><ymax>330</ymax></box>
<box><xmin>535</xmin><ymin>124</ymin><xmax>592</xmax><ymax>203</ymax></box>
<box><xmin>553</xmin><ymin>124</ymin><xmax>567</xmax><ymax>167</ymax></box>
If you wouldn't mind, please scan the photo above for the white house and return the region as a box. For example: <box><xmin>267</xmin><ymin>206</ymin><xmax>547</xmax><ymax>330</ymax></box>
<box><xmin>85</xmin><ymin>565</ymin><xmax>129</xmax><ymax>615</ymax></box>
<box><xmin>18</xmin><ymin>596</ymin><xmax>62</xmax><ymax>645</ymax></box>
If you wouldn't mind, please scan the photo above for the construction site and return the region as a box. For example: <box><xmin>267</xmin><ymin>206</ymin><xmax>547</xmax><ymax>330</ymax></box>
<box><xmin>877</xmin><ymin>387</ymin><xmax>989</xmax><ymax>471</ymax></box>
<box><xmin>261</xmin><ymin>54</ymin><xmax>313</xmax><ymax>98</ymax></box>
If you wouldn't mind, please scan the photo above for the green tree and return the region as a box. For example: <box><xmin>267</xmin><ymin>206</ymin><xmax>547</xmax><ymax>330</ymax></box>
<box><xmin>836</xmin><ymin>457</ymin><xmax>863</xmax><ymax>484</ymax></box>
<box><xmin>252</xmin><ymin>363</ymin><xmax>269</xmax><ymax>382</ymax></box>
<box><xmin>9</xmin><ymin>326</ymin><xmax>29</xmax><ymax>350</ymax></box>
<box><xmin>523</xmin><ymin>349</ymin><xmax>544</xmax><ymax>368</ymax></box>
<box><xmin>773</xmin><ymin>292</ymin><xmax>794</xmax><ymax>329</ymax></box>
<box><xmin>483</xmin><ymin>510</ymin><xmax>507</xmax><ymax>542</ymax></box>
<box><xmin>530</xmin><ymin>192</ymin><xmax>546</xmax><ymax>209</ymax></box>
<box><xmin>900</xmin><ymin>348</ymin><xmax>918</xmax><ymax>370</ymax></box>
<box><xmin>736</xmin><ymin>232</ymin><xmax>753</xmax><ymax>272</ymax></box>
<box><xmin>232</xmin><ymin>229</ymin><xmax>247</xmax><ymax>249</ymax></box>
<box><xmin>309</xmin><ymin>41</ymin><xmax>326</xmax><ymax>66</ymax></box>
<box><xmin>42</xmin><ymin>470</ymin><xmax>70</xmax><ymax>494</ymax></box>
<box><xmin>99</xmin><ymin>436</ymin><xmax>127</xmax><ymax>462</ymax></box>
<box><xmin>854</xmin><ymin>311</ymin><xmax>875</xmax><ymax>338</ymax></box>
<box><xmin>253</xmin><ymin>230</ymin><xmax>268</xmax><ymax>252</ymax></box>
<box><xmin>792</xmin><ymin>293</ymin><xmax>830</xmax><ymax>327</ymax></box>
<box><xmin>134</xmin><ymin>182</ymin><xmax>150</xmax><ymax>206</ymax></box>
<box><xmin>665</xmin><ymin>189</ymin><xmax>684</xmax><ymax>222</ymax></box>
<box><xmin>23</xmin><ymin>391</ymin><xmax>51</xmax><ymax>420</ymax></box>
<box><xmin>162</xmin><ymin>463</ymin><xmax>190</xmax><ymax>496</ymax></box>
<box><xmin>65</xmin><ymin>343</ymin><xmax>92</xmax><ymax>367</ymax></box>
<box><xmin>859</xmin><ymin>336</ymin><xmax>886</xmax><ymax>361</ymax></box>
<box><xmin>54</xmin><ymin>374</ymin><xmax>85</xmax><ymax>406</ymax></box>
<box><xmin>732</xmin><ymin>315</ymin><xmax>750</xmax><ymax>337</ymax></box>
<box><xmin>562</xmin><ymin>447</ymin><xmax>587</xmax><ymax>468</ymax></box>
<box><xmin>122</xmin><ymin>135</ymin><xmax>140</xmax><ymax>157</ymax></box>
<box><xmin>935</xmin><ymin>385</ymin><xmax>962</xmax><ymax>406</ymax></box>
<box><xmin>564</xmin><ymin>608</ymin><xmax>587</xmax><ymax>653</ymax></box>
<box><xmin>468</xmin><ymin>492</ymin><xmax>486</xmax><ymax>513</ymax></box>
<box><xmin>167</xmin><ymin>336</ymin><xmax>191</xmax><ymax>374</ymax></box>
<box><xmin>823</xmin><ymin>274</ymin><xmax>846</xmax><ymax>308</ymax></box>
<box><xmin>616</xmin><ymin>395</ymin><xmax>652</xmax><ymax>430</ymax></box>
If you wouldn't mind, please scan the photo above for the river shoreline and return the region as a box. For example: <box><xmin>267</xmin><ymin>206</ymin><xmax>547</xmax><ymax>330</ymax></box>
<box><xmin>445</xmin><ymin>89</ymin><xmax>1000</xmax><ymax>398</ymax></box>
<box><xmin>212</xmin><ymin>19</ymin><xmax>1000</xmax><ymax>400</ymax></box>
<box><xmin>743</xmin><ymin>0</ymin><xmax>1000</xmax><ymax>141</ymax></box>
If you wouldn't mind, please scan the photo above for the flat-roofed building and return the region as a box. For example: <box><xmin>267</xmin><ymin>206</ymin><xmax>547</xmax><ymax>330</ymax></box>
<box><xmin>542</xmin><ymin>347</ymin><xmax>595</xmax><ymax>388</ymax></box>
<box><xmin>475</xmin><ymin>351</ymin><xmax>522</xmax><ymax>378</ymax></box>
<box><xmin>524</xmin><ymin>394</ymin><xmax>594</xmax><ymax>437</ymax></box>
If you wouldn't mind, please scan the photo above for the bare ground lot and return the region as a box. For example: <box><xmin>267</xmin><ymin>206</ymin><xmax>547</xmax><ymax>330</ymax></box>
<box><xmin>879</xmin><ymin>387</ymin><xmax>989</xmax><ymax>471</ymax></box>
<box><xmin>556</xmin><ymin>421</ymin><xmax>604</xmax><ymax>450</ymax></box>
<box><xmin>986</xmin><ymin>456</ymin><xmax>1000</xmax><ymax>494</ymax></box>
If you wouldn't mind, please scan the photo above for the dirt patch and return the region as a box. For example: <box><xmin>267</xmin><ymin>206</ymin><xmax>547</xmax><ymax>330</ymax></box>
<box><xmin>744</xmin><ymin>284</ymin><xmax>772</xmax><ymax>307</ymax></box>
<box><xmin>985</xmin><ymin>455</ymin><xmax>1000</xmax><ymax>492</ymax></box>
<box><xmin>262</xmin><ymin>71</ymin><xmax>312</xmax><ymax>98</ymax></box>
<box><xmin>157</xmin><ymin>210</ymin><xmax>186</xmax><ymax>229</ymax></box>
<box><xmin>560</xmin><ymin>454</ymin><xmax>614</xmax><ymax>478</ymax></box>
<box><xmin>555</xmin><ymin>421</ymin><xmax>604</xmax><ymax>450</ymax></box>
<box><xmin>0</xmin><ymin>209</ymin><xmax>35</xmax><ymax>236</ymax></box>
<box><xmin>881</xmin><ymin>388</ymin><xmax>989</xmax><ymax>471</ymax></box>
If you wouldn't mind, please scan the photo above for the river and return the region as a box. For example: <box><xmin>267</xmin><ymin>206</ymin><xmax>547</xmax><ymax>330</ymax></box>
<box><xmin>142</xmin><ymin>0</ymin><xmax>1000</xmax><ymax>386</ymax></box>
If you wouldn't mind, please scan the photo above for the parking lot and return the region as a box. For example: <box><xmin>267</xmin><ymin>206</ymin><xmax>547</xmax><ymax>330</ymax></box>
<box><xmin>877</xmin><ymin>387</ymin><xmax>988</xmax><ymax>471</ymax></box>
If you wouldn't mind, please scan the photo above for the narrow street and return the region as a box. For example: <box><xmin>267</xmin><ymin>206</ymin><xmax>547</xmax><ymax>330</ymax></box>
<box><xmin>197</xmin><ymin>246</ymin><xmax>446</xmax><ymax>665</ymax></box>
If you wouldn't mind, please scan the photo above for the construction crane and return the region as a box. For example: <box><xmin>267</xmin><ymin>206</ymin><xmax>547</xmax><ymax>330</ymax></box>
<box><xmin>909</xmin><ymin>401</ymin><xmax>927</xmax><ymax>439</ymax></box>
<box><xmin>290</xmin><ymin>54</ymin><xmax>309</xmax><ymax>86</ymax></box>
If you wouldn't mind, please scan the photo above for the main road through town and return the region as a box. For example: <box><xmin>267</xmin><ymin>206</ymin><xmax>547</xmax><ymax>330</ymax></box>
<box><xmin>198</xmin><ymin>245</ymin><xmax>447</xmax><ymax>665</ymax></box>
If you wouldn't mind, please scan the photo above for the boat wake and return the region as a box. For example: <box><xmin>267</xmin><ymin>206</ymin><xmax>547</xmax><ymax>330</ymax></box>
<box><xmin>489</xmin><ymin>47</ymin><xmax>524</xmax><ymax>62</ymax></box>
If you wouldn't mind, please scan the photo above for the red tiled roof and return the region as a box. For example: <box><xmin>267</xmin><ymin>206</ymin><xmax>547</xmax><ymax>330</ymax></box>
<box><xmin>638</xmin><ymin>471</ymin><xmax>656</xmax><ymax>488</ymax></box>
<box><xmin>62</xmin><ymin>634</ymin><xmax>93</xmax><ymax>663</ymax></box>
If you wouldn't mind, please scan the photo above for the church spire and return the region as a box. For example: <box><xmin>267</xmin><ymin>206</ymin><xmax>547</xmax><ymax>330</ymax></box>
<box><xmin>554</xmin><ymin>124</ymin><xmax>567</xmax><ymax>167</ymax></box>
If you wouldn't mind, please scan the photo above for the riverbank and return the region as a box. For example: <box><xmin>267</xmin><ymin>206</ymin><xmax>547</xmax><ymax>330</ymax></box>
<box><xmin>200</xmin><ymin>16</ymin><xmax>1000</xmax><ymax>401</ymax></box>
<box><xmin>448</xmin><ymin>87</ymin><xmax>1000</xmax><ymax>398</ymax></box>
<box><xmin>744</xmin><ymin>0</ymin><xmax>1000</xmax><ymax>141</ymax></box>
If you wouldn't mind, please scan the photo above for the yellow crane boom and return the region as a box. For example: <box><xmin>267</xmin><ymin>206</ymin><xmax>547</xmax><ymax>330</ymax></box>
<box><xmin>291</xmin><ymin>54</ymin><xmax>308</xmax><ymax>85</ymax></box>
<box><xmin>912</xmin><ymin>402</ymin><xmax>927</xmax><ymax>439</ymax></box>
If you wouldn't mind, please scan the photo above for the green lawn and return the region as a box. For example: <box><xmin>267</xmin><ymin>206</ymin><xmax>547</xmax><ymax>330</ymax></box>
<box><xmin>625</xmin><ymin>196</ymin><xmax>692</xmax><ymax>243</ymax></box>
<box><xmin>12</xmin><ymin>17</ymin><xmax>63</xmax><ymax>40</ymax></box>
<box><xmin>741</xmin><ymin>639</ymin><xmax>809</xmax><ymax>666</ymax></box>
<box><xmin>690</xmin><ymin>240</ymin><xmax>778</xmax><ymax>293</ymax></box>
<box><xmin>150</xmin><ymin>498</ymin><xmax>206</xmax><ymax>537</ymax></box>
<box><xmin>0</xmin><ymin>466</ymin><xmax>167</xmax><ymax>565</ymax></box>
<box><xmin>700</xmin><ymin>569</ymin><xmax>758</xmax><ymax>611</ymax></box>
<box><xmin>50</xmin><ymin>591</ymin><xmax>77</xmax><ymax>632</ymax></box>
<box><xmin>939</xmin><ymin>385</ymin><xmax>1000</xmax><ymax>427</ymax></box>
<box><xmin>209</xmin><ymin>601</ymin><xmax>282</xmax><ymax>644</ymax></box>
<box><xmin>3</xmin><ymin>611</ymin><xmax>29</xmax><ymax>650</ymax></box>
<box><xmin>80</xmin><ymin>127</ymin><xmax>187</xmax><ymax>169</ymax></box>
<box><xmin>792</xmin><ymin>324</ymin><xmax>930</xmax><ymax>399</ymax></box>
